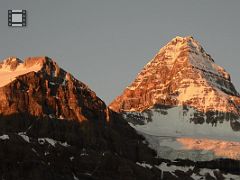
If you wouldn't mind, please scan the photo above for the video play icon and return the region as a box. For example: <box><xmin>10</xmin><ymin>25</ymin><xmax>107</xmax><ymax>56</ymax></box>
<box><xmin>8</xmin><ymin>10</ymin><xmax>27</xmax><ymax>27</ymax></box>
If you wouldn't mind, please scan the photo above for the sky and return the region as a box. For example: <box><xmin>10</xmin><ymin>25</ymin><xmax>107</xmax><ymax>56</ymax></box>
<box><xmin>0</xmin><ymin>0</ymin><xmax>240</xmax><ymax>104</ymax></box>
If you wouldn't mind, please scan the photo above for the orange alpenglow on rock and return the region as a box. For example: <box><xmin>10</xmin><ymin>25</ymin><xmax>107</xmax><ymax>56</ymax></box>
<box><xmin>0</xmin><ymin>56</ymin><xmax>108</xmax><ymax>123</ymax></box>
<box><xmin>110</xmin><ymin>36</ymin><xmax>240</xmax><ymax>115</ymax></box>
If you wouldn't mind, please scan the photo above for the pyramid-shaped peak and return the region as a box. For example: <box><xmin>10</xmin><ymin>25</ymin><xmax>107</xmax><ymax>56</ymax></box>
<box><xmin>110</xmin><ymin>36</ymin><xmax>239</xmax><ymax>113</ymax></box>
<box><xmin>157</xmin><ymin>36</ymin><xmax>208</xmax><ymax>62</ymax></box>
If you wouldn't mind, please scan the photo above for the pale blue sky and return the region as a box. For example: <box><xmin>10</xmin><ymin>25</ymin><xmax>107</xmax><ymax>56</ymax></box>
<box><xmin>0</xmin><ymin>0</ymin><xmax>240</xmax><ymax>103</ymax></box>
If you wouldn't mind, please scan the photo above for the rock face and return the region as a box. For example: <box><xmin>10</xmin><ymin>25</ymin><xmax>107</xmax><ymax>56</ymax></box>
<box><xmin>110</xmin><ymin>36</ymin><xmax>240</xmax><ymax>115</ymax></box>
<box><xmin>109</xmin><ymin>36</ymin><xmax>240</xmax><ymax>176</ymax></box>
<box><xmin>0</xmin><ymin>57</ymin><xmax>162</xmax><ymax>180</ymax></box>
<box><xmin>0</xmin><ymin>56</ymin><xmax>107</xmax><ymax>122</ymax></box>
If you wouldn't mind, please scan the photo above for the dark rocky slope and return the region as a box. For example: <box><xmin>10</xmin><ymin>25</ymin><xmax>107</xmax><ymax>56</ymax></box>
<box><xmin>0</xmin><ymin>57</ymin><xmax>160</xmax><ymax>180</ymax></box>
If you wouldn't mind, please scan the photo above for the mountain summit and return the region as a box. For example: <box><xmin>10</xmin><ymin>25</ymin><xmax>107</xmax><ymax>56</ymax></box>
<box><xmin>0</xmin><ymin>56</ymin><xmax>162</xmax><ymax>179</ymax></box>
<box><xmin>109</xmin><ymin>36</ymin><xmax>240</xmax><ymax>162</ymax></box>
<box><xmin>0</xmin><ymin>56</ymin><xmax>108</xmax><ymax>122</ymax></box>
<box><xmin>110</xmin><ymin>36</ymin><xmax>240</xmax><ymax>115</ymax></box>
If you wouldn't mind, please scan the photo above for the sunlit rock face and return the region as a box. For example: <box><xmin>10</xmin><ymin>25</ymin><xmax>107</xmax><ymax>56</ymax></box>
<box><xmin>110</xmin><ymin>36</ymin><xmax>240</xmax><ymax>115</ymax></box>
<box><xmin>110</xmin><ymin>36</ymin><xmax>240</xmax><ymax>161</ymax></box>
<box><xmin>0</xmin><ymin>56</ymin><xmax>107</xmax><ymax>122</ymax></box>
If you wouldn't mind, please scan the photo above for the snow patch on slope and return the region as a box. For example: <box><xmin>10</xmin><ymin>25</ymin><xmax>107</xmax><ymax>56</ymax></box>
<box><xmin>136</xmin><ymin>161</ymin><xmax>240</xmax><ymax>179</ymax></box>
<box><xmin>38</xmin><ymin>138</ymin><xmax>70</xmax><ymax>147</ymax></box>
<box><xmin>136</xmin><ymin>162</ymin><xmax>152</xmax><ymax>169</ymax></box>
<box><xmin>158</xmin><ymin>162</ymin><xmax>240</xmax><ymax>180</ymax></box>
<box><xmin>18</xmin><ymin>132</ymin><xmax>30</xmax><ymax>143</ymax></box>
<box><xmin>0</xmin><ymin>58</ymin><xmax>42</xmax><ymax>87</ymax></box>
<box><xmin>0</xmin><ymin>135</ymin><xmax>9</xmax><ymax>140</ymax></box>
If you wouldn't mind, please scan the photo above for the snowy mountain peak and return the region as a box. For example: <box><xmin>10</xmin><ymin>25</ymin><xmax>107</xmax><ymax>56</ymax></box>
<box><xmin>156</xmin><ymin>36</ymin><xmax>214</xmax><ymax>67</ymax></box>
<box><xmin>110</xmin><ymin>36</ymin><xmax>240</xmax><ymax>114</ymax></box>
<box><xmin>0</xmin><ymin>57</ymin><xmax>62</xmax><ymax>88</ymax></box>
<box><xmin>3</xmin><ymin>56</ymin><xmax>23</xmax><ymax>63</ymax></box>
<box><xmin>0</xmin><ymin>56</ymin><xmax>108</xmax><ymax>122</ymax></box>
<box><xmin>0</xmin><ymin>57</ymin><xmax>23</xmax><ymax>71</ymax></box>
<box><xmin>0</xmin><ymin>56</ymin><xmax>53</xmax><ymax>71</ymax></box>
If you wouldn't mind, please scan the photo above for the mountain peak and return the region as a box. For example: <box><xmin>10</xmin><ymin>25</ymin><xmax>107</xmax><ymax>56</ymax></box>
<box><xmin>158</xmin><ymin>36</ymin><xmax>206</xmax><ymax>57</ymax></box>
<box><xmin>0</xmin><ymin>56</ymin><xmax>108</xmax><ymax>122</ymax></box>
<box><xmin>3</xmin><ymin>56</ymin><xmax>23</xmax><ymax>63</ymax></box>
<box><xmin>0</xmin><ymin>56</ymin><xmax>62</xmax><ymax>88</ymax></box>
<box><xmin>0</xmin><ymin>57</ymin><xmax>23</xmax><ymax>71</ymax></box>
<box><xmin>165</xmin><ymin>36</ymin><xmax>196</xmax><ymax>46</ymax></box>
<box><xmin>170</xmin><ymin>35</ymin><xmax>194</xmax><ymax>42</ymax></box>
<box><xmin>0</xmin><ymin>56</ymin><xmax>53</xmax><ymax>70</ymax></box>
<box><xmin>110</xmin><ymin>37</ymin><xmax>240</xmax><ymax>114</ymax></box>
<box><xmin>24</xmin><ymin>56</ymin><xmax>54</xmax><ymax>67</ymax></box>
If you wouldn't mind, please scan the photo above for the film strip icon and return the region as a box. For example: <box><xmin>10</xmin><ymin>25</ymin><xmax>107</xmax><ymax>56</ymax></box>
<box><xmin>8</xmin><ymin>10</ymin><xmax>27</xmax><ymax>27</ymax></box>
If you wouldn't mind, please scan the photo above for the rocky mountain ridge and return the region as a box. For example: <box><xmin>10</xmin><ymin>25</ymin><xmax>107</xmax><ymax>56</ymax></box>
<box><xmin>0</xmin><ymin>56</ymin><xmax>108</xmax><ymax>122</ymax></box>
<box><xmin>0</xmin><ymin>55</ymin><xmax>239</xmax><ymax>179</ymax></box>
